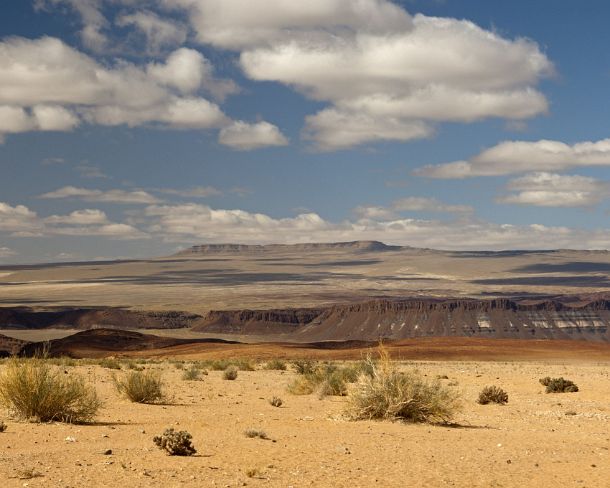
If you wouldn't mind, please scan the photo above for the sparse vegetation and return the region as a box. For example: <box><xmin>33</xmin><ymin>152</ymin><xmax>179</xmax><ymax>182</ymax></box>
<box><xmin>477</xmin><ymin>386</ymin><xmax>508</xmax><ymax>405</ymax></box>
<box><xmin>539</xmin><ymin>376</ymin><xmax>579</xmax><ymax>393</ymax></box>
<box><xmin>292</xmin><ymin>359</ymin><xmax>316</xmax><ymax>375</ymax></box>
<box><xmin>153</xmin><ymin>428</ymin><xmax>196</xmax><ymax>456</ymax></box>
<box><xmin>264</xmin><ymin>359</ymin><xmax>287</xmax><ymax>370</ymax></box>
<box><xmin>114</xmin><ymin>370</ymin><xmax>165</xmax><ymax>403</ymax></box>
<box><xmin>223</xmin><ymin>366</ymin><xmax>238</xmax><ymax>380</ymax></box>
<box><xmin>287</xmin><ymin>361</ymin><xmax>371</xmax><ymax>397</ymax></box>
<box><xmin>345</xmin><ymin>348</ymin><xmax>460</xmax><ymax>424</ymax></box>
<box><xmin>0</xmin><ymin>356</ymin><xmax>102</xmax><ymax>423</ymax></box>
<box><xmin>269</xmin><ymin>396</ymin><xmax>283</xmax><ymax>407</ymax></box>
<box><xmin>99</xmin><ymin>357</ymin><xmax>122</xmax><ymax>370</ymax></box>
<box><xmin>211</xmin><ymin>359</ymin><xmax>255</xmax><ymax>371</ymax></box>
<box><xmin>182</xmin><ymin>366</ymin><xmax>202</xmax><ymax>381</ymax></box>
<box><xmin>244</xmin><ymin>428</ymin><xmax>268</xmax><ymax>439</ymax></box>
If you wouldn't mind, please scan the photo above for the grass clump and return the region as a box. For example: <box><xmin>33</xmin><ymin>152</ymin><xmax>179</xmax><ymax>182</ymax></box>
<box><xmin>345</xmin><ymin>347</ymin><xmax>460</xmax><ymax>424</ymax></box>
<box><xmin>244</xmin><ymin>428</ymin><xmax>268</xmax><ymax>439</ymax></box>
<box><xmin>153</xmin><ymin>428</ymin><xmax>196</xmax><ymax>456</ymax></box>
<box><xmin>264</xmin><ymin>359</ymin><xmax>287</xmax><ymax>371</ymax></box>
<box><xmin>181</xmin><ymin>366</ymin><xmax>202</xmax><ymax>381</ymax></box>
<box><xmin>223</xmin><ymin>366</ymin><xmax>238</xmax><ymax>380</ymax></box>
<box><xmin>292</xmin><ymin>359</ymin><xmax>316</xmax><ymax>375</ymax></box>
<box><xmin>477</xmin><ymin>386</ymin><xmax>508</xmax><ymax>405</ymax></box>
<box><xmin>211</xmin><ymin>359</ymin><xmax>255</xmax><ymax>371</ymax></box>
<box><xmin>287</xmin><ymin>361</ymin><xmax>372</xmax><ymax>397</ymax></box>
<box><xmin>114</xmin><ymin>370</ymin><xmax>165</xmax><ymax>403</ymax></box>
<box><xmin>539</xmin><ymin>377</ymin><xmax>579</xmax><ymax>393</ymax></box>
<box><xmin>0</xmin><ymin>357</ymin><xmax>101</xmax><ymax>423</ymax></box>
<box><xmin>99</xmin><ymin>357</ymin><xmax>122</xmax><ymax>370</ymax></box>
<box><xmin>269</xmin><ymin>396</ymin><xmax>283</xmax><ymax>407</ymax></box>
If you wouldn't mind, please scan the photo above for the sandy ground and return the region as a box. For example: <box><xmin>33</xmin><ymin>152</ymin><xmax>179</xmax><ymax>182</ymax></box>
<box><xmin>0</xmin><ymin>359</ymin><xmax>608</xmax><ymax>488</ymax></box>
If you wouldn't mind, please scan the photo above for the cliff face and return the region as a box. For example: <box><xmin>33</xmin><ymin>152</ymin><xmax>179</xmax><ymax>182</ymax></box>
<box><xmin>195</xmin><ymin>297</ymin><xmax>610</xmax><ymax>342</ymax></box>
<box><xmin>194</xmin><ymin>308</ymin><xmax>324</xmax><ymax>334</ymax></box>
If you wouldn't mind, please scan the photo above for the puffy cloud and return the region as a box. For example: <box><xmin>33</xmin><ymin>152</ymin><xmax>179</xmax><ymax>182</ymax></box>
<box><xmin>219</xmin><ymin>121</ymin><xmax>289</xmax><ymax>150</ymax></box>
<box><xmin>0</xmin><ymin>201</ymin><xmax>145</xmax><ymax>239</ymax></box>
<box><xmin>498</xmin><ymin>172</ymin><xmax>609</xmax><ymax>207</ymax></box>
<box><xmin>45</xmin><ymin>209</ymin><xmax>110</xmax><ymax>225</ymax></box>
<box><xmin>147</xmin><ymin>47</ymin><xmax>239</xmax><ymax>100</ymax></box>
<box><xmin>116</xmin><ymin>10</ymin><xmax>188</xmax><ymax>53</ymax></box>
<box><xmin>141</xmin><ymin>202</ymin><xmax>610</xmax><ymax>250</ymax></box>
<box><xmin>39</xmin><ymin>186</ymin><xmax>160</xmax><ymax>204</ymax></box>
<box><xmin>0</xmin><ymin>37</ymin><xmax>284</xmax><ymax>147</ymax></box>
<box><xmin>415</xmin><ymin>138</ymin><xmax>610</xmax><ymax>178</ymax></box>
<box><xmin>163</xmin><ymin>0</ymin><xmax>412</xmax><ymax>49</ymax></box>
<box><xmin>170</xmin><ymin>1</ymin><xmax>552</xmax><ymax>149</ymax></box>
<box><xmin>0</xmin><ymin>203</ymin><xmax>41</xmax><ymax>233</ymax></box>
<box><xmin>304</xmin><ymin>109</ymin><xmax>432</xmax><ymax>150</ymax></box>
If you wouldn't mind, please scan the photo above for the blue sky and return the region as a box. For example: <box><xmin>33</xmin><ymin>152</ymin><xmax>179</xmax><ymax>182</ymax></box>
<box><xmin>2</xmin><ymin>0</ymin><xmax>610</xmax><ymax>263</ymax></box>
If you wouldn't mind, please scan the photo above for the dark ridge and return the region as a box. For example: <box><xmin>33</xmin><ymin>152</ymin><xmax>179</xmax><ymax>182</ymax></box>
<box><xmin>0</xmin><ymin>307</ymin><xmax>201</xmax><ymax>330</ymax></box>
<box><xmin>19</xmin><ymin>328</ymin><xmax>240</xmax><ymax>358</ymax></box>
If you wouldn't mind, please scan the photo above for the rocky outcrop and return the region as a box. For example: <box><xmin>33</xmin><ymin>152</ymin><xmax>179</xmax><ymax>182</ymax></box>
<box><xmin>0</xmin><ymin>307</ymin><xmax>201</xmax><ymax>330</ymax></box>
<box><xmin>195</xmin><ymin>297</ymin><xmax>610</xmax><ymax>342</ymax></box>
<box><xmin>176</xmin><ymin>240</ymin><xmax>401</xmax><ymax>255</ymax></box>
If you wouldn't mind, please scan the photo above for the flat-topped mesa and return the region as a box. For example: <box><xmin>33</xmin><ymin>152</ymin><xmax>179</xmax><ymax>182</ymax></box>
<box><xmin>175</xmin><ymin>240</ymin><xmax>402</xmax><ymax>255</ymax></box>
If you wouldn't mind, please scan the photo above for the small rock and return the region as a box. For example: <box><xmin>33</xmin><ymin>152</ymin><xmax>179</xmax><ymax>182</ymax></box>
<box><xmin>102</xmin><ymin>449</ymin><xmax>112</xmax><ymax>455</ymax></box>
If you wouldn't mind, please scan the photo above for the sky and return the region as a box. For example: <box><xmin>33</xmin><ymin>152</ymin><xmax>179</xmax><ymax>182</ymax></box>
<box><xmin>2</xmin><ymin>0</ymin><xmax>610</xmax><ymax>263</ymax></box>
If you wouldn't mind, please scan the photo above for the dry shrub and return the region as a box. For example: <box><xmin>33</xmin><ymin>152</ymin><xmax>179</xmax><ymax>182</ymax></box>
<box><xmin>539</xmin><ymin>377</ymin><xmax>579</xmax><ymax>393</ymax></box>
<box><xmin>181</xmin><ymin>366</ymin><xmax>201</xmax><ymax>381</ymax></box>
<box><xmin>223</xmin><ymin>366</ymin><xmax>238</xmax><ymax>380</ymax></box>
<box><xmin>264</xmin><ymin>359</ymin><xmax>287</xmax><ymax>371</ymax></box>
<box><xmin>287</xmin><ymin>362</ymin><xmax>367</xmax><ymax>397</ymax></box>
<box><xmin>244</xmin><ymin>428</ymin><xmax>268</xmax><ymax>439</ymax></box>
<box><xmin>292</xmin><ymin>359</ymin><xmax>316</xmax><ymax>375</ymax></box>
<box><xmin>345</xmin><ymin>347</ymin><xmax>460</xmax><ymax>424</ymax></box>
<box><xmin>153</xmin><ymin>428</ymin><xmax>196</xmax><ymax>456</ymax></box>
<box><xmin>211</xmin><ymin>359</ymin><xmax>255</xmax><ymax>371</ymax></box>
<box><xmin>99</xmin><ymin>358</ymin><xmax>121</xmax><ymax>370</ymax></box>
<box><xmin>0</xmin><ymin>357</ymin><xmax>101</xmax><ymax>423</ymax></box>
<box><xmin>477</xmin><ymin>386</ymin><xmax>508</xmax><ymax>405</ymax></box>
<box><xmin>114</xmin><ymin>370</ymin><xmax>165</xmax><ymax>403</ymax></box>
<box><xmin>269</xmin><ymin>396</ymin><xmax>283</xmax><ymax>407</ymax></box>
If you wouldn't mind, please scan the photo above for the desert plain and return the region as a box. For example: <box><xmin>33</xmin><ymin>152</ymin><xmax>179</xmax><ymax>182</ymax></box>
<box><xmin>0</xmin><ymin>243</ymin><xmax>609</xmax><ymax>487</ymax></box>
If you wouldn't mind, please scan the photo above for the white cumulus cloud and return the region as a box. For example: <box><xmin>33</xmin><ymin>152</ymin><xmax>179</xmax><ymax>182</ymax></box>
<box><xmin>219</xmin><ymin>121</ymin><xmax>289</xmax><ymax>150</ymax></box>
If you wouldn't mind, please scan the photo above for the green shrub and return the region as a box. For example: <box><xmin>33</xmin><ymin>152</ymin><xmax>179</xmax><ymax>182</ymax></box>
<box><xmin>153</xmin><ymin>428</ymin><xmax>196</xmax><ymax>456</ymax></box>
<box><xmin>0</xmin><ymin>357</ymin><xmax>102</xmax><ymax>423</ymax></box>
<box><xmin>114</xmin><ymin>370</ymin><xmax>165</xmax><ymax>403</ymax></box>
<box><xmin>539</xmin><ymin>377</ymin><xmax>579</xmax><ymax>393</ymax></box>
<box><xmin>264</xmin><ymin>359</ymin><xmax>287</xmax><ymax>371</ymax></box>
<box><xmin>477</xmin><ymin>386</ymin><xmax>508</xmax><ymax>405</ymax></box>
<box><xmin>345</xmin><ymin>349</ymin><xmax>460</xmax><ymax>424</ymax></box>
<box><xmin>223</xmin><ymin>366</ymin><xmax>238</xmax><ymax>380</ymax></box>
